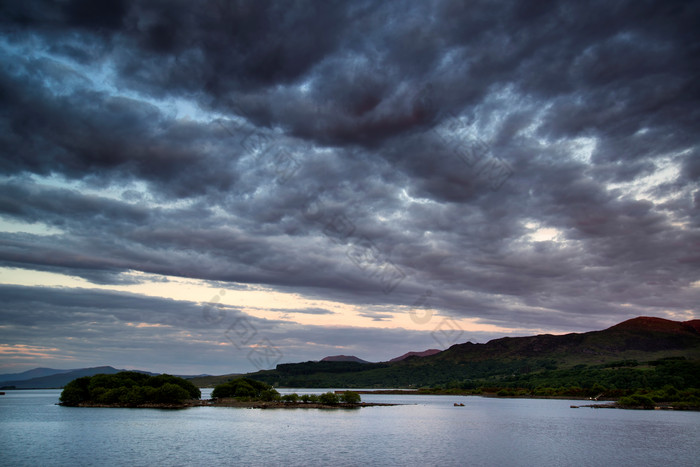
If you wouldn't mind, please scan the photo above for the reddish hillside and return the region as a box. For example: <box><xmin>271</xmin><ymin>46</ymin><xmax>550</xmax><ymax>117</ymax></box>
<box><xmin>389</xmin><ymin>349</ymin><xmax>441</xmax><ymax>362</ymax></box>
<box><xmin>683</xmin><ymin>320</ymin><xmax>700</xmax><ymax>333</ymax></box>
<box><xmin>609</xmin><ymin>316</ymin><xmax>700</xmax><ymax>336</ymax></box>
<box><xmin>435</xmin><ymin>316</ymin><xmax>700</xmax><ymax>364</ymax></box>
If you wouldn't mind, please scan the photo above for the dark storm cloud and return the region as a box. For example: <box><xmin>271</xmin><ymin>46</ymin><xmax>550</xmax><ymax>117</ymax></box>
<box><xmin>1</xmin><ymin>0</ymin><xmax>699</xmax><ymax>372</ymax></box>
<box><xmin>0</xmin><ymin>65</ymin><xmax>241</xmax><ymax>198</ymax></box>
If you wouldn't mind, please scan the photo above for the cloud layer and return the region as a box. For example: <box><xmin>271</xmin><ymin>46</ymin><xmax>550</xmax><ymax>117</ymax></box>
<box><xmin>0</xmin><ymin>0</ymin><xmax>698</xmax><ymax>373</ymax></box>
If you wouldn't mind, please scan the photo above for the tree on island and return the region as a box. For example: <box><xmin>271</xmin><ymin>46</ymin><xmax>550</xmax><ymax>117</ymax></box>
<box><xmin>282</xmin><ymin>393</ymin><xmax>299</xmax><ymax>403</ymax></box>
<box><xmin>316</xmin><ymin>391</ymin><xmax>361</xmax><ymax>404</ymax></box>
<box><xmin>211</xmin><ymin>377</ymin><xmax>280</xmax><ymax>401</ymax></box>
<box><xmin>211</xmin><ymin>379</ymin><xmax>362</xmax><ymax>405</ymax></box>
<box><xmin>300</xmin><ymin>394</ymin><xmax>317</xmax><ymax>403</ymax></box>
<box><xmin>59</xmin><ymin>372</ymin><xmax>201</xmax><ymax>407</ymax></box>
<box><xmin>318</xmin><ymin>392</ymin><xmax>339</xmax><ymax>405</ymax></box>
<box><xmin>340</xmin><ymin>391</ymin><xmax>361</xmax><ymax>404</ymax></box>
<box><xmin>618</xmin><ymin>393</ymin><xmax>655</xmax><ymax>409</ymax></box>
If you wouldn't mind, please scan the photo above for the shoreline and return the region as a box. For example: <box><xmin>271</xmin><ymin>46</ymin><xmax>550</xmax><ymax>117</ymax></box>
<box><xmin>202</xmin><ymin>400</ymin><xmax>397</xmax><ymax>409</ymax></box>
<box><xmin>570</xmin><ymin>402</ymin><xmax>700</xmax><ymax>411</ymax></box>
<box><xmin>52</xmin><ymin>390</ymin><xmax>700</xmax><ymax>412</ymax></box>
<box><xmin>349</xmin><ymin>390</ymin><xmax>700</xmax><ymax>411</ymax></box>
<box><xmin>352</xmin><ymin>389</ymin><xmax>613</xmax><ymax>401</ymax></box>
<box><xmin>60</xmin><ymin>399</ymin><xmax>398</xmax><ymax>409</ymax></box>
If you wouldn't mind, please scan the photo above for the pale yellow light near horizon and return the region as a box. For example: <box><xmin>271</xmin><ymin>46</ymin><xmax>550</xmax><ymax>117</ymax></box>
<box><xmin>0</xmin><ymin>266</ymin><xmax>520</xmax><ymax>336</ymax></box>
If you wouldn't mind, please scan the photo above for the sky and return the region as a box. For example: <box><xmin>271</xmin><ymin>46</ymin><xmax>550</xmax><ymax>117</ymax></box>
<box><xmin>0</xmin><ymin>0</ymin><xmax>698</xmax><ymax>376</ymax></box>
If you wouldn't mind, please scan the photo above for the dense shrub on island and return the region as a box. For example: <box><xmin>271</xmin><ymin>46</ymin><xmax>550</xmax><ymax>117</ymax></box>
<box><xmin>618</xmin><ymin>393</ymin><xmax>655</xmax><ymax>409</ymax></box>
<box><xmin>211</xmin><ymin>377</ymin><xmax>280</xmax><ymax>401</ymax></box>
<box><xmin>300</xmin><ymin>394</ymin><xmax>317</xmax><ymax>403</ymax></box>
<box><xmin>315</xmin><ymin>391</ymin><xmax>362</xmax><ymax>405</ymax></box>
<box><xmin>59</xmin><ymin>372</ymin><xmax>201</xmax><ymax>407</ymax></box>
<box><xmin>281</xmin><ymin>393</ymin><xmax>299</xmax><ymax>403</ymax></box>
<box><xmin>211</xmin><ymin>379</ymin><xmax>362</xmax><ymax>405</ymax></box>
<box><xmin>318</xmin><ymin>391</ymin><xmax>339</xmax><ymax>405</ymax></box>
<box><xmin>339</xmin><ymin>391</ymin><xmax>361</xmax><ymax>404</ymax></box>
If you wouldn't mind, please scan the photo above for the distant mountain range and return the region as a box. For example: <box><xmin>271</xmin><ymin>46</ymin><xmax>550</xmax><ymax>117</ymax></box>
<box><xmin>321</xmin><ymin>355</ymin><xmax>370</xmax><ymax>363</ymax></box>
<box><xmin>0</xmin><ymin>367</ymin><xmax>74</xmax><ymax>382</ymax></box>
<box><xmin>0</xmin><ymin>366</ymin><xmax>154</xmax><ymax>389</ymax></box>
<box><xmin>0</xmin><ymin>366</ymin><xmax>209</xmax><ymax>389</ymax></box>
<box><xmin>8</xmin><ymin>317</ymin><xmax>700</xmax><ymax>390</ymax></box>
<box><xmin>241</xmin><ymin>316</ymin><xmax>700</xmax><ymax>388</ymax></box>
<box><xmin>320</xmin><ymin>349</ymin><xmax>442</xmax><ymax>364</ymax></box>
<box><xmin>437</xmin><ymin>316</ymin><xmax>700</xmax><ymax>364</ymax></box>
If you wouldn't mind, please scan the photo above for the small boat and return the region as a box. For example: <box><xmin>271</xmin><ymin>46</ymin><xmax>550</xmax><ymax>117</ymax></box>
<box><xmin>0</xmin><ymin>392</ymin><xmax>5</xmax><ymax>395</ymax></box>
<box><xmin>454</xmin><ymin>402</ymin><xmax>465</xmax><ymax>406</ymax></box>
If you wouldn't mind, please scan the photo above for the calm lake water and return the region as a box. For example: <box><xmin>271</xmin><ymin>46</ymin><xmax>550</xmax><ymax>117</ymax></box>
<box><xmin>1</xmin><ymin>389</ymin><xmax>698</xmax><ymax>466</ymax></box>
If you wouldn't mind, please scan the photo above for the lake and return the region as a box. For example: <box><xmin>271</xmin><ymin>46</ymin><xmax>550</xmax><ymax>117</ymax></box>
<box><xmin>1</xmin><ymin>389</ymin><xmax>698</xmax><ymax>466</ymax></box>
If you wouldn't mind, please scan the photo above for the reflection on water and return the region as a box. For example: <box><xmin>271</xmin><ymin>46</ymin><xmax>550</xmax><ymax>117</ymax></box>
<box><xmin>1</xmin><ymin>390</ymin><xmax>699</xmax><ymax>466</ymax></box>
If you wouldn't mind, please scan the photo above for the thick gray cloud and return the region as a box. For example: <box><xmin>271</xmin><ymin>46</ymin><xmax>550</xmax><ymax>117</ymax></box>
<box><xmin>0</xmin><ymin>0</ymin><xmax>698</xmax><ymax>373</ymax></box>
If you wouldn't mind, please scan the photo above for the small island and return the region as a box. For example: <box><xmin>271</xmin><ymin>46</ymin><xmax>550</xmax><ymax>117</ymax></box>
<box><xmin>203</xmin><ymin>377</ymin><xmax>394</xmax><ymax>408</ymax></box>
<box><xmin>59</xmin><ymin>373</ymin><xmax>393</xmax><ymax>409</ymax></box>
<box><xmin>59</xmin><ymin>372</ymin><xmax>201</xmax><ymax>407</ymax></box>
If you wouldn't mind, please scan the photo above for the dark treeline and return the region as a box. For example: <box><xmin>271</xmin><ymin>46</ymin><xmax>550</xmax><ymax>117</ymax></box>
<box><xmin>423</xmin><ymin>358</ymin><xmax>700</xmax><ymax>407</ymax></box>
<box><xmin>451</xmin><ymin>358</ymin><xmax>700</xmax><ymax>390</ymax></box>
<box><xmin>248</xmin><ymin>358</ymin><xmax>700</xmax><ymax>399</ymax></box>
